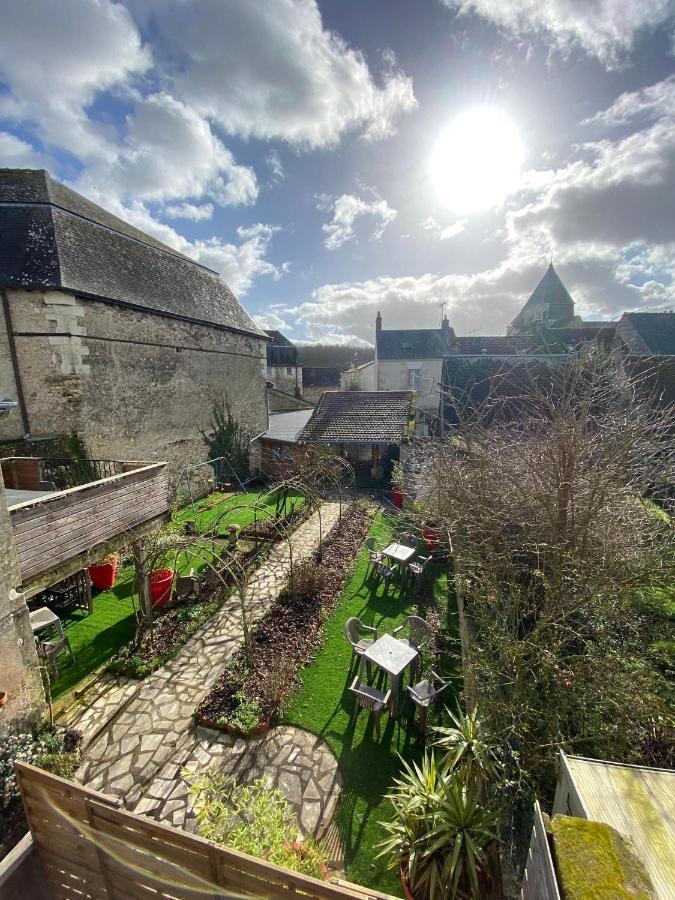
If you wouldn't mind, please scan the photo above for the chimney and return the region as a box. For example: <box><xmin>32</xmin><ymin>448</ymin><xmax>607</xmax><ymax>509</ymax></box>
<box><xmin>376</xmin><ymin>311</ymin><xmax>382</xmax><ymax>332</ymax></box>
<box><xmin>441</xmin><ymin>316</ymin><xmax>456</xmax><ymax>349</ymax></box>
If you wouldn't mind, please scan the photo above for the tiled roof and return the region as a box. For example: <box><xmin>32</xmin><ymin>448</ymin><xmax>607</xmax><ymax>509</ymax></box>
<box><xmin>299</xmin><ymin>391</ymin><xmax>414</xmax><ymax>443</ymax></box>
<box><xmin>623</xmin><ymin>312</ymin><xmax>675</xmax><ymax>355</ymax></box>
<box><xmin>377</xmin><ymin>328</ymin><xmax>450</xmax><ymax>359</ymax></box>
<box><xmin>0</xmin><ymin>169</ymin><xmax>265</xmax><ymax>337</ymax></box>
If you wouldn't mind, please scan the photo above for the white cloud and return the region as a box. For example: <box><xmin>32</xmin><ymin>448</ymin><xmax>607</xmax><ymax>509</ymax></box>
<box><xmin>0</xmin><ymin>132</ymin><xmax>50</xmax><ymax>168</ymax></box>
<box><xmin>422</xmin><ymin>216</ymin><xmax>467</xmax><ymax>240</ymax></box>
<box><xmin>441</xmin><ymin>0</ymin><xmax>674</xmax><ymax>65</ymax></box>
<box><xmin>163</xmin><ymin>202</ymin><xmax>214</xmax><ymax>221</ymax></box>
<box><xmin>0</xmin><ymin>0</ymin><xmax>150</xmax><ymax>158</ymax></box>
<box><xmin>254</xmin><ymin>312</ymin><xmax>291</xmax><ymax>332</ymax></box>
<box><xmin>583</xmin><ymin>74</ymin><xmax>675</xmax><ymax>127</ymax></box>
<box><xmin>141</xmin><ymin>0</ymin><xmax>417</xmax><ymax>147</ymax></box>
<box><xmin>318</xmin><ymin>191</ymin><xmax>397</xmax><ymax>249</ymax></box>
<box><xmin>265</xmin><ymin>149</ymin><xmax>285</xmax><ymax>184</ymax></box>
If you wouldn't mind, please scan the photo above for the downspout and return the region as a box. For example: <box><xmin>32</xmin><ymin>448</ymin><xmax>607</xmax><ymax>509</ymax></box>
<box><xmin>1</xmin><ymin>288</ymin><xmax>30</xmax><ymax>435</ymax></box>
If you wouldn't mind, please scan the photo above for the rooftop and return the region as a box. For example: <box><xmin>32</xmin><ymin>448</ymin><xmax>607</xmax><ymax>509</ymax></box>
<box><xmin>376</xmin><ymin>328</ymin><xmax>450</xmax><ymax>360</ymax></box>
<box><xmin>0</xmin><ymin>169</ymin><xmax>264</xmax><ymax>337</ymax></box>
<box><xmin>621</xmin><ymin>311</ymin><xmax>675</xmax><ymax>355</ymax></box>
<box><xmin>299</xmin><ymin>390</ymin><xmax>414</xmax><ymax>444</ymax></box>
<box><xmin>562</xmin><ymin>753</ymin><xmax>675</xmax><ymax>900</ymax></box>
<box><xmin>263</xmin><ymin>410</ymin><xmax>313</xmax><ymax>443</ymax></box>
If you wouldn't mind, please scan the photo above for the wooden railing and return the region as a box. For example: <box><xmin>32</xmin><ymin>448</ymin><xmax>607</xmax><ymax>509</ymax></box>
<box><xmin>7</xmin><ymin>462</ymin><xmax>169</xmax><ymax>585</ymax></box>
<box><xmin>14</xmin><ymin>762</ymin><xmax>395</xmax><ymax>900</ymax></box>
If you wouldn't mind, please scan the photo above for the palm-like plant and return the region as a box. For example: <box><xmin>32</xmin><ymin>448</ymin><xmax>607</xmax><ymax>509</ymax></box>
<box><xmin>432</xmin><ymin>704</ymin><xmax>501</xmax><ymax>788</ymax></box>
<box><xmin>378</xmin><ymin>751</ymin><xmax>496</xmax><ymax>900</ymax></box>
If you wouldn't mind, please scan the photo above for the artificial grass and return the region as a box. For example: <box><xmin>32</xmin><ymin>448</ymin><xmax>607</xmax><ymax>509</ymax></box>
<box><xmin>51</xmin><ymin>490</ymin><xmax>304</xmax><ymax>701</ymax></box>
<box><xmin>175</xmin><ymin>488</ymin><xmax>305</xmax><ymax>532</ymax></box>
<box><xmin>51</xmin><ymin>569</ymin><xmax>137</xmax><ymax>700</ymax></box>
<box><xmin>283</xmin><ymin>513</ymin><xmax>458</xmax><ymax>895</ymax></box>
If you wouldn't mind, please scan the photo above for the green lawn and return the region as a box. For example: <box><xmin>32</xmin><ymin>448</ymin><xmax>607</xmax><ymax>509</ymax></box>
<box><xmin>51</xmin><ymin>569</ymin><xmax>137</xmax><ymax>700</ymax></box>
<box><xmin>52</xmin><ymin>489</ymin><xmax>304</xmax><ymax>701</ymax></box>
<box><xmin>283</xmin><ymin>513</ymin><xmax>458</xmax><ymax>895</ymax></box>
<box><xmin>175</xmin><ymin>487</ymin><xmax>305</xmax><ymax>533</ymax></box>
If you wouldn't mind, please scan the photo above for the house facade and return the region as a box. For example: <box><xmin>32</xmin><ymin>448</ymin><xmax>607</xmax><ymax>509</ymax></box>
<box><xmin>264</xmin><ymin>329</ymin><xmax>303</xmax><ymax>396</ymax></box>
<box><xmin>0</xmin><ymin>169</ymin><xmax>268</xmax><ymax>479</ymax></box>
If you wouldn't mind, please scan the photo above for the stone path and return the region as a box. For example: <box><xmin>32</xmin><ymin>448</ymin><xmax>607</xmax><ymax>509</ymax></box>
<box><xmin>76</xmin><ymin>502</ymin><xmax>342</xmax><ymax>812</ymax></box>
<box><xmin>136</xmin><ymin>725</ymin><xmax>342</xmax><ymax>849</ymax></box>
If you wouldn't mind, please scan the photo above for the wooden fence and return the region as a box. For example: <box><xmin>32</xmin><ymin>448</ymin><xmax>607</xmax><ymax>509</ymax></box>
<box><xmin>520</xmin><ymin>800</ymin><xmax>561</xmax><ymax>900</ymax></box>
<box><xmin>9</xmin><ymin>463</ymin><xmax>169</xmax><ymax>584</ymax></box>
<box><xmin>15</xmin><ymin>762</ymin><xmax>395</xmax><ymax>900</ymax></box>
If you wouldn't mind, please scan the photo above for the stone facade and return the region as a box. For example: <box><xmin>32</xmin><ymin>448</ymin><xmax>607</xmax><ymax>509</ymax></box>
<box><xmin>1</xmin><ymin>288</ymin><xmax>268</xmax><ymax>483</ymax></box>
<box><xmin>0</xmin><ymin>476</ymin><xmax>45</xmax><ymax>735</ymax></box>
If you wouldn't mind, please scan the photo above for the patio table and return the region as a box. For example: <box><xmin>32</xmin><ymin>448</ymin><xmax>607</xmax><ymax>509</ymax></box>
<box><xmin>362</xmin><ymin>633</ymin><xmax>419</xmax><ymax>718</ymax></box>
<box><xmin>29</xmin><ymin>606</ymin><xmax>63</xmax><ymax>637</ymax></box>
<box><xmin>382</xmin><ymin>542</ymin><xmax>416</xmax><ymax>565</ymax></box>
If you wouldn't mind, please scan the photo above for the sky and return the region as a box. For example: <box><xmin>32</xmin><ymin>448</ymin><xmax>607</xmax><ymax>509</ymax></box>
<box><xmin>1</xmin><ymin>0</ymin><xmax>675</xmax><ymax>345</ymax></box>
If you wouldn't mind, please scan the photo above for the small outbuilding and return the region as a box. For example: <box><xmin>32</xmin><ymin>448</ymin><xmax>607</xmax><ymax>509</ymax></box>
<box><xmin>298</xmin><ymin>390</ymin><xmax>415</xmax><ymax>479</ymax></box>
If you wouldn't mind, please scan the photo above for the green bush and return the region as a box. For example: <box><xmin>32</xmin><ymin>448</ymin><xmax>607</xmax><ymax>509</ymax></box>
<box><xmin>186</xmin><ymin>771</ymin><xmax>327</xmax><ymax>880</ymax></box>
<box><xmin>35</xmin><ymin>753</ymin><xmax>78</xmax><ymax>780</ymax></box>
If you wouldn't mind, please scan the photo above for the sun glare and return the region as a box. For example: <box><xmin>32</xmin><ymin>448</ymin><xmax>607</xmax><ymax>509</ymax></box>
<box><xmin>430</xmin><ymin>107</ymin><xmax>524</xmax><ymax>214</ymax></box>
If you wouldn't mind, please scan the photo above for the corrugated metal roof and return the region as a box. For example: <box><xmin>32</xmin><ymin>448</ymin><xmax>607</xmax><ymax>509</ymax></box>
<box><xmin>263</xmin><ymin>410</ymin><xmax>313</xmax><ymax>443</ymax></box>
<box><xmin>563</xmin><ymin>754</ymin><xmax>675</xmax><ymax>899</ymax></box>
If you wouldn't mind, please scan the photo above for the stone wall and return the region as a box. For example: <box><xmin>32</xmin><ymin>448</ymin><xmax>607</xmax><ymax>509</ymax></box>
<box><xmin>3</xmin><ymin>289</ymin><xmax>268</xmax><ymax>486</ymax></box>
<box><xmin>266</xmin><ymin>363</ymin><xmax>302</xmax><ymax>395</ymax></box>
<box><xmin>0</xmin><ymin>476</ymin><xmax>45</xmax><ymax>735</ymax></box>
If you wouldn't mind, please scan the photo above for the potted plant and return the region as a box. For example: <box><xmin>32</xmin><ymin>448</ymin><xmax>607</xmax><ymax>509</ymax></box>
<box><xmin>422</xmin><ymin>520</ymin><xmax>441</xmax><ymax>549</ymax></box>
<box><xmin>88</xmin><ymin>552</ymin><xmax>119</xmax><ymax>590</ymax></box>
<box><xmin>149</xmin><ymin>568</ymin><xmax>174</xmax><ymax>608</ymax></box>
<box><xmin>379</xmin><ymin>749</ymin><xmax>496</xmax><ymax>899</ymax></box>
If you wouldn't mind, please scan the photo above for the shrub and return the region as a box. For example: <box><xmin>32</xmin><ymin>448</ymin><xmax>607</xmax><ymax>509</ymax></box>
<box><xmin>221</xmin><ymin>692</ymin><xmax>263</xmax><ymax>733</ymax></box>
<box><xmin>35</xmin><ymin>752</ymin><xmax>78</xmax><ymax>780</ymax></box>
<box><xmin>286</xmin><ymin>561</ymin><xmax>330</xmax><ymax>604</ymax></box>
<box><xmin>186</xmin><ymin>771</ymin><xmax>328</xmax><ymax>880</ymax></box>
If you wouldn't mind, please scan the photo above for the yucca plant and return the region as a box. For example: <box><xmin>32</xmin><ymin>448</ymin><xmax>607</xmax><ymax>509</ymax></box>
<box><xmin>432</xmin><ymin>704</ymin><xmax>501</xmax><ymax>790</ymax></box>
<box><xmin>378</xmin><ymin>751</ymin><xmax>496</xmax><ymax>900</ymax></box>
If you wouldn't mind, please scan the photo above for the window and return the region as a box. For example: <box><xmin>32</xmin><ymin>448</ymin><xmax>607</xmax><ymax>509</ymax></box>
<box><xmin>408</xmin><ymin>368</ymin><xmax>421</xmax><ymax>390</ymax></box>
<box><xmin>286</xmin><ymin>367</ymin><xmax>293</xmax><ymax>376</ymax></box>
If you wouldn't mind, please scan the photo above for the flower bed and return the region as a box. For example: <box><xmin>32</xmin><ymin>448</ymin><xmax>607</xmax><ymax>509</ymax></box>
<box><xmin>239</xmin><ymin>503</ymin><xmax>309</xmax><ymax>542</ymax></box>
<box><xmin>197</xmin><ymin>502</ymin><xmax>373</xmax><ymax>734</ymax></box>
<box><xmin>1</xmin><ymin>727</ymin><xmax>82</xmax><ymax>857</ymax></box>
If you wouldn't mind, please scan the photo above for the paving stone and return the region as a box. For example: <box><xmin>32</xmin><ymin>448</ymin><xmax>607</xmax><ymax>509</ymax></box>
<box><xmin>300</xmin><ymin>800</ymin><xmax>322</xmax><ymax>835</ymax></box>
<box><xmin>278</xmin><ymin>771</ymin><xmax>303</xmax><ymax>805</ymax></box>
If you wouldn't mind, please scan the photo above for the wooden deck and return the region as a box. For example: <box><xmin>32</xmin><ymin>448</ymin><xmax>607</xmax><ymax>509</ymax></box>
<box><xmin>6</xmin><ymin>461</ymin><xmax>170</xmax><ymax>587</ymax></box>
<box><xmin>9</xmin><ymin>762</ymin><xmax>395</xmax><ymax>900</ymax></box>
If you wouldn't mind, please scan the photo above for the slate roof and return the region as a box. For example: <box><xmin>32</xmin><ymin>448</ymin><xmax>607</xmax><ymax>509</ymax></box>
<box><xmin>299</xmin><ymin>391</ymin><xmax>414</xmax><ymax>444</ymax></box>
<box><xmin>510</xmin><ymin>263</ymin><xmax>575</xmax><ymax>330</ymax></box>
<box><xmin>264</xmin><ymin>330</ymin><xmax>295</xmax><ymax>347</ymax></box>
<box><xmin>376</xmin><ymin>328</ymin><xmax>450</xmax><ymax>359</ymax></box>
<box><xmin>622</xmin><ymin>312</ymin><xmax>675</xmax><ymax>355</ymax></box>
<box><xmin>0</xmin><ymin>169</ymin><xmax>265</xmax><ymax>337</ymax></box>
<box><xmin>265</xmin><ymin>330</ymin><xmax>298</xmax><ymax>366</ymax></box>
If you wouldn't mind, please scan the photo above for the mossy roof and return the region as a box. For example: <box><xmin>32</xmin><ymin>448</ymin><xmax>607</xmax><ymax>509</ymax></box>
<box><xmin>550</xmin><ymin>815</ymin><xmax>655</xmax><ymax>899</ymax></box>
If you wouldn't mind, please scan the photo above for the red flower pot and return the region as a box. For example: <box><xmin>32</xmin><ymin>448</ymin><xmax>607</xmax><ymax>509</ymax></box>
<box><xmin>423</xmin><ymin>524</ymin><xmax>440</xmax><ymax>548</ymax></box>
<box><xmin>88</xmin><ymin>559</ymin><xmax>118</xmax><ymax>590</ymax></box>
<box><xmin>150</xmin><ymin>569</ymin><xmax>174</xmax><ymax>608</ymax></box>
<box><xmin>392</xmin><ymin>486</ymin><xmax>403</xmax><ymax>508</ymax></box>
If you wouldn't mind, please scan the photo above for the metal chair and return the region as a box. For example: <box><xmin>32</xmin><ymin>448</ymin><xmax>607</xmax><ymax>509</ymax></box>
<box><xmin>374</xmin><ymin>561</ymin><xmax>396</xmax><ymax>591</ymax></box>
<box><xmin>344</xmin><ymin>617</ymin><xmax>377</xmax><ymax>677</ymax></box>
<box><xmin>364</xmin><ymin>536</ymin><xmax>383</xmax><ymax>571</ymax></box>
<box><xmin>407</xmin><ymin>671</ymin><xmax>449</xmax><ymax>731</ymax></box>
<box><xmin>175</xmin><ymin>569</ymin><xmax>201</xmax><ymax>601</ymax></box>
<box><xmin>349</xmin><ymin>676</ymin><xmax>391</xmax><ymax>739</ymax></box>
<box><xmin>393</xmin><ymin>615</ymin><xmax>432</xmax><ymax>678</ymax></box>
<box><xmin>397</xmin><ymin>532</ymin><xmax>416</xmax><ymax>548</ymax></box>
<box><xmin>408</xmin><ymin>554</ymin><xmax>432</xmax><ymax>588</ymax></box>
<box><xmin>36</xmin><ymin>634</ymin><xmax>74</xmax><ymax>682</ymax></box>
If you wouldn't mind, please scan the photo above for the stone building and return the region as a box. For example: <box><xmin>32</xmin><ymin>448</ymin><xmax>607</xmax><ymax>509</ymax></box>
<box><xmin>507</xmin><ymin>263</ymin><xmax>579</xmax><ymax>334</ymax></box>
<box><xmin>0</xmin><ymin>169</ymin><xmax>268</xmax><ymax>479</ymax></box>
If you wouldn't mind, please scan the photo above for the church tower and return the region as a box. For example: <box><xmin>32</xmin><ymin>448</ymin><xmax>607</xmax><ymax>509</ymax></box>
<box><xmin>508</xmin><ymin>263</ymin><xmax>576</xmax><ymax>335</ymax></box>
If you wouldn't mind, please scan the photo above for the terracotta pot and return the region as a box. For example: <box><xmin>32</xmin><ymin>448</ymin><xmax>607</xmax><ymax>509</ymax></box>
<box><xmin>392</xmin><ymin>486</ymin><xmax>403</xmax><ymax>508</ymax></box>
<box><xmin>423</xmin><ymin>524</ymin><xmax>440</xmax><ymax>548</ymax></box>
<box><xmin>0</xmin><ymin>691</ymin><xmax>7</xmax><ymax>707</ymax></box>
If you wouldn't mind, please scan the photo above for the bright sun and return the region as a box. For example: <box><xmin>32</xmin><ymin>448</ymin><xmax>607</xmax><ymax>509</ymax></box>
<box><xmin>430</xmin><ymin>107</ymin><xmax>524</xmax><ymax>214</ymax></box>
